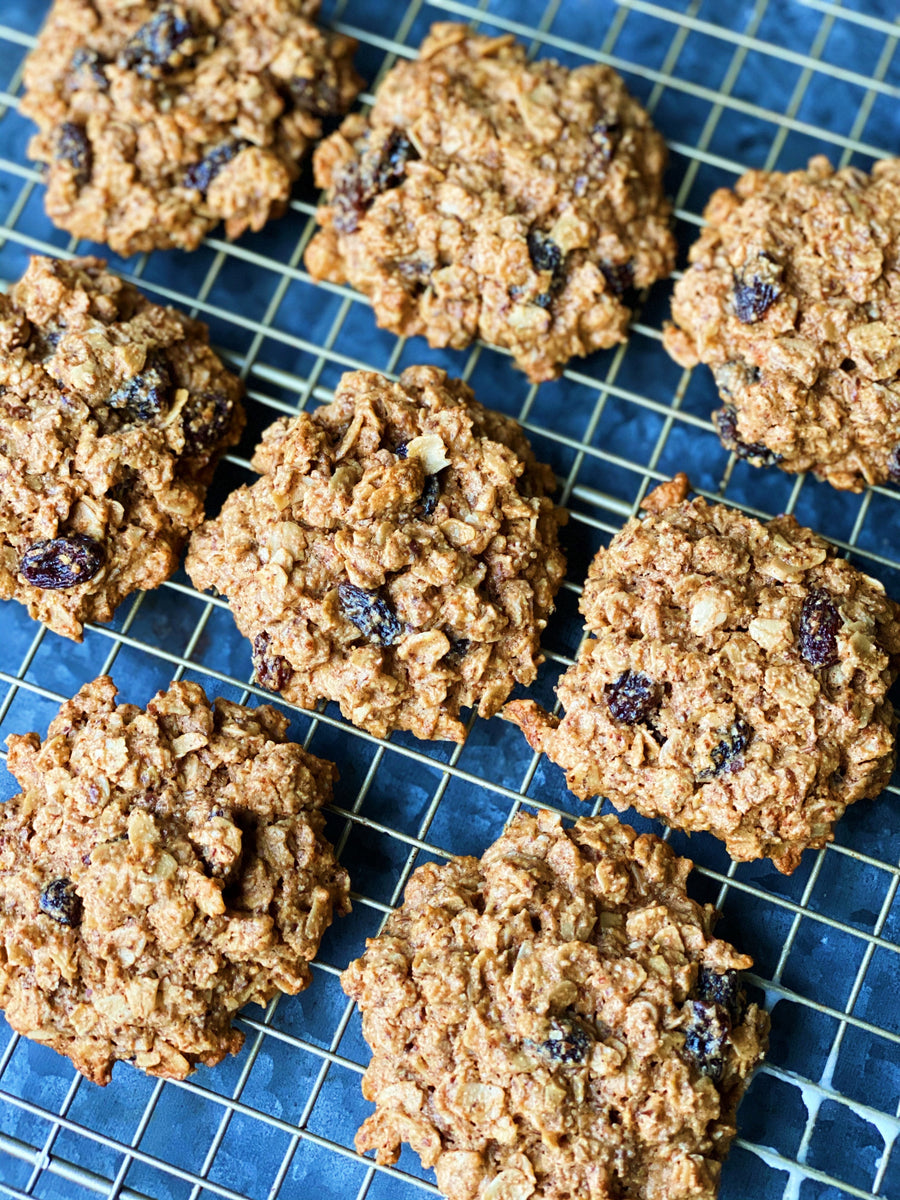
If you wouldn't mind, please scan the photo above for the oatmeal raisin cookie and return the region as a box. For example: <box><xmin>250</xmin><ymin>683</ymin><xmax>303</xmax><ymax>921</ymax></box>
<box><xmin>305</xmin><ymin>23</ymin><xmax>676</xmax><ymax>382</ymax></box>
<box><xmin>343</xmin><ymin>809</ymin><xmax>768</xmax><ymax>1200</ymax></box>
<box><xmin>665</xmin><ymin>155</ymin><xmax>900</xmax><ymax>491</ymax></box>
<box><xmin>21</xmin><ymin>0</ymin><xmax>362</xmax><ymax>255</ymax></box>
<box><xmin>506</xmin><ymin>479</ymin><xmax>900</xmax><ymax>872</ymax></box>
<box><xmin>0</xmin><ymin>255</ymin><xmax>244</xmax><ymax>640</ymax></box>
<box><xmin>0</xmin><ymin>675</ymin><xmax>350</xmax><ymax>1085</ymax></box>
<box><xmin>186</xmin><ymin>365</ymin><xmax>567</xmax><ymax>742</ymax></box>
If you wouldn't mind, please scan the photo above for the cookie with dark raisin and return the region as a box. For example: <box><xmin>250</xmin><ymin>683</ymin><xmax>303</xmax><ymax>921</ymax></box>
<box><xmin>20</xmin><ymin>0</ymin><xmax>362</xmax><ymax>255</ymax></box>
<box><xmin>0</xmin><ymin>675</ymin><xmax>350</xmax><ymax>1085</ymax></box>
<box><xmin>305</xmin><ymin>23</ymin><xmax>675</xmax><ymax>383</ymax></box>
<box><xmin>664</xmin><ymin>155</ymin><xmax>900</xmax><ymax>491</ymax></box>
<box><xmin>342</xmin><ymin>809</ymin><xmax>768</xmax><ymax>1200</ymax></box>
<box><xmin>506</xmin><ymin>478</ymin><xmax>900</xmax><ymax>873</ymax></box>
<box><xmin>0</xmin><ymin>255</ymin><xmax>244</xmax><ymax>640</ymax></box>
<box><xmin>186</xmin><ymin>365</ymin><xmax>567</xmax><ymax>741</ymax></box>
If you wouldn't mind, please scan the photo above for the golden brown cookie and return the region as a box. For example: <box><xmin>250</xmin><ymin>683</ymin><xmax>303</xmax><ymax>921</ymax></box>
<box><xmin>0</xmin><ymin>255</ymin><xmax>244</xmax><ymax>640</ymax></box>
<box><xmin>21</xmin><ymin>0</ymin><xmax>362</xmax><ymax>255</ymax></box>
<box><xmin>0</xmin><ymin>675</ymin><xmax>350</xmax><ymax>1085</ymax></box>
<box><xmin>506</xmin><ymin>480</ymin><xmax>900</xmax><ymax>873</ymax></box>
<box><xmin>305</xmin><ymin>23</ymin><xmax>676</xmax><ymax>382</ymax></box>
<box><xmin>343</xmin><ymin>809</ymin><xmax>769</xmax><ymax>1200</ymax></box>
<box><xmin>664</xmin><ymin>155</ymin><xmax>900</xmax><ymax>491</ymax></box>
<box><xmin>186</xmin><ymin>365</ymin><xmax>567</xmax><ymax>742</ymax></box>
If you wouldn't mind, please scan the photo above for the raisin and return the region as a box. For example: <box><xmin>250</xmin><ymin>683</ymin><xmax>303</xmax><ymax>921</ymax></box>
<box><xmin>338</xmin><ymin>582</ymin><xmax>404</xmax><ymax>646</ymax></box>
<box><xmin>332</xmin><ymin>128</ymin><xmax>418</xmax><ymax>235</ymax></box>
<box><xmin>28</xmin><ymin>324</ymin><xmax>63</xmax><ymax>362</ymax></box>
<box><xmin>887</xmin><ymin>447</ymin><xmax>900</xmax><ymax>484</ymax></box>
<box><xmin>69</xmin><ymin>47</ymin><xmax>108</xmax><ymax>91</ymax></box>
<box><xmin>417</xmin><ymin>473</ymin><xmax>441</xmax><ymax>518</ymax></box>
<box><xmin>714</xmin><ymin>404</ymin><xmax>782</xmax><ymax>467</ymax></box>
<box><xmin>119</xmin><ymin>8</ymin><xmax>197</xmax><ymax>77</ymax></box>
<box><xmin>55</xmin><ymin>122</ymin><xmax>91</xmax><ymax>187</ymax></box>
<box><xmin>20</xmin><ymin>535</ymin><xmax>104</xmax><ymax>590</ymax></box>
<box><xmin>527</xmin><ymin>230</ymin><xmax>567</xmax><ymax>307</ymax></box>
<box><xmin>699</xmin><ymin>716</ymin><xmax>752</xmax><ymax>780</ymax></box>
<box><xmin>536</xmin><ymin>1017</ymin><xmax>593</xmax><ymax>1064</ymax></box>
<box><xmin>601</xmin><ymin>261</ymin><xmax>635</xmax><ymax>300</ymax></box>
<box><xmin>39</xmin><ymin>878</ymin><xmax>82</xmax><ymax>927</ymax></box>
<box><xmin>799</xmin><ymin>588</ymin><xmax>841</xmax><ymax>669</ymax></box>
<box><xmin>182</xmin><ymin>389</ymin><xmax>236</xmax><ymax>454</ymax></box>
<box><xmin>444</xmin><ymin>635</ymin><xmax>470</xmax><ymax>662</ymax></box>
<box><xmin>697</xmin><ymin>966</ymin><xmax>741</xmax><ymax>1022</ymax></box>
<box><xmin>527</xmin><ymin>230</ymin><xmax>563</xmax><ymax>276</ymax></box>
<box><xmin>733</xmin><ymin>254</ymin><xmax>781</xmax><ymax>324</ymax></box>
<box><xmin>605</xmin><ymin>671</ymin><xmax>658</xmax><ymax>725</ymax></box>
<box><xmin>183</xmin><ymin>139</ymin><xmax>247</xmax><ymax>194</ymax></box>
<box><xmin>289</xmin><ymin>70</ymin><xmax>341</xmax><ymax>117</ymax></box>
<box><xmin>252</xmin><ymin>632</ymin><xmax>293</xmax><ymax>692</ymax></box>
<box><xmin>107</xmin><ymin>349</ymin><xmax>173</xmax><ymax>421</ymax></box>
<box><xmin>362</xmin><ymin>128</ymin><xmax>417</xmax><ymax>197</ymax></box>
<box><xmin>683</xmin><ymin>999</ymin><xmax>730</xmax><ymax>1082</ymax></box>
<box><xmin>590</xmin><ymin>119</ymin><xmax>621</xmax><ymax>162</ymax></box>
<box><xmin>395</xmin><ymin>441</ymin><xmax>409</xmax><ymax>459</ymax></box>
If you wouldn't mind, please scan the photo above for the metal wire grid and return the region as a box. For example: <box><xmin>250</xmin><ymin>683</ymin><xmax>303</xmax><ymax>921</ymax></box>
<box><xmin>0</xmin><ymin>0</ymin><xmax>897</xmax><ymax>1198</ymax></box>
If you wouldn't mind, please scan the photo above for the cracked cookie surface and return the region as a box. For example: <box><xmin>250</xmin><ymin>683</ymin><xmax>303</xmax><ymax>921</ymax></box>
<box><xmin>186</xmin><ymin>364</ymin><xmax>567</xmax><ymax>742</ymax></box>
<box><xmin>21</xmin><ymin>0</ymin><xmax>361</xmax><ymax>255</ymax></box>
<box><xmin>0</xmin><ymin>255</ymin><xmax>244</xmax><ymax>640</ymax></box>
<box><xmin>664</xmin><ymin>155</ymin><xmax>900</xmax><ymax>491</ymax></box>
<box><xmin>342</xmin><ymin>809</ymin><xmax>768</xmax><ymax>1200</ymax></box>
<box><xmin>0</xmin><ymin>675</ymin><xmax>350</xmax><ymax>1085</ymax></box>
<box><xmin>506</xmin><ymin>478</ymin><xmax>900</xmax><ymax>873</ymax></box>
<box><xmin>305</xmin><ymin>22</ymin><xmax>675</xmax><ymax>382</ymax></box>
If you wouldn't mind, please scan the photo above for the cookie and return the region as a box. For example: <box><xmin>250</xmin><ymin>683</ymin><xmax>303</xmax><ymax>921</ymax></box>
<box><xmin>21</xmin><ymin>0</ymin><xmax>362</xmax><ymax>256</ymax></box>
<box><xmin>342</xmin><ymin>809</ymin><xmax>769</xmax><ymax>1200</ymax></box>
<box><xmin>0</xmin><ymin>675</ymin><xmax>350</xmax><ymax>1085</ymax></box>
<box><xmin>186</xmin><ymin>365</ymin><xmax>566</xmax><ymax>741</ymax></box>
<box><xmin>0</xmin><ymin>255</ymin><xmax>244</xmax><ymax>640</ymax></box>
<box><xmin>506</xmin><ymin>477</ymin><xmax>900</xmax><ymax>873</ymax></box>
<box><xmin>304</xmin><ymin>23</ymin><xmax>676</xmax><ymax>383</ymax></box>
<box><xmin>664</xmin><ymin>155</ymin><xmax>900</xmax><ymax>491</ymax></box>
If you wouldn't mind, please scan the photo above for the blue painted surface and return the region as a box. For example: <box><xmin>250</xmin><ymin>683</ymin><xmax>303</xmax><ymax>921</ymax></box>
<box><xmin>0</xmin><ymin>3</ymin><xmax>898</xmax><ymax>1200</ymax></box>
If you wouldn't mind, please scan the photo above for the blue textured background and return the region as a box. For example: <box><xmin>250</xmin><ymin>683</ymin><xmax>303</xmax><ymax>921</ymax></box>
<box><xmin>0</xmin><ymin>3</ymin><xmax>899</xmax><ymax>1199</ymax></box>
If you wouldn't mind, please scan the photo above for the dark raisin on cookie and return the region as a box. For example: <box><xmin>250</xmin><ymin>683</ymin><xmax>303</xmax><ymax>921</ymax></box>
<box><xmin>887</xmin><ymin>447</ymin><xmax>900</xmax><ymax>484</ymax></box>
<box><xmin>28</xmin><ymin>324</ymin><xmax>63</xmax><ymax>362</ymax></box>
<box><xmin>332</xmin><ymin>129</ymin><xmax>418</xmax><ymax>236</ymax></box>
<box><xmin>683</xmin><ymin>998</ymin><xmax>730</xmax><ymax>1082</ymax></box>
<box><xmin>527</xmin><ymin>230</ymin><xmax>567</xmax><ymax>307</ymax></box>
<box><xmin>699</xmin><ymin>717</ymin><xmax>752</xmax><ymax>780</ymax></box>
<box><xmin>182</xmin><ymin>389</ymin><xmax>237</xmax><ymax>455</ymax></box>
<box><xmin>107</xmin><ymin>349</ymin><xmax>173</xmax><ymax>422</ymax></box>
<box><xmin>183</xmin><ymin>139</ymin><xmax>248</xmax><ymax>194</ymax></box>
<box><xmin>600</xmin><ymin>260</ymin><xmax>635</xmax><ymax>299</ymax></box>
<box><xmin>288</xmin><ymin>69</ymin><xmax>341</xmax><ymax>117</ymax></box>
<box><xmin>338</xmin><ymin>582</ymin><xmax>404</xmax><ymax>646</ymax></box>
<box><xmin>417</xmin><ymin>474</ymin><xmax>441</xmax><ymax>518</ymax></box>
<box><xmin>38</xmin><ymin>878</ymin><xmax>82</xmax><ymax>927</ymax></box>
<box><xmin>714</xmin><ymin>404</ymin><xmax>782</xmax><ymax>467</ymax></box>
<box><xmin>68</xmin><ymin>47</ymin><xmax>108</xmax><ymax>92</ymax></box>
<box><xmin>444</xmin><ymin>635</ymin><xmax>470</xmax><ymax>662</ymax></box>
<box><xmin>732</xmin><ymin>254</ymin><xmax>782</xmax><ymax>324</ymax></box>
<box><xmin>20</xmin><ymin>535</ymin><xmax>104</xmax><ymax>591</ymax></box>
<box><xmin>799</xmin><ymin>588</ymin><xmax>841</xmax><ymax>669</ymax></box>
<box><xmin>252</xmin><ymin>631</ymin><xmax>293</xmax><ymax>691</ymax></box>
<box><xmin>535</xmin><ymin>1016</ymin><xmax>593</xmax><ymax>1064</ymax></box>
<box><xmin>605</xmin><ymin>670</ymin><xmax>658</xmax><ymax>725</ymax></box>
<box><xmin>55</xmin><ymin>122</ymin><xmax>92</xmax><ymax>187</ymax></box>
<box><xmin>118</xmin><ymin>7</ymin><xmax>197</xmax><ymax>77</ymax></box>
<box><xmin>696</xmin><ymin>966</ymin><xmax>741</xmax><ymax>1021</ymax></box>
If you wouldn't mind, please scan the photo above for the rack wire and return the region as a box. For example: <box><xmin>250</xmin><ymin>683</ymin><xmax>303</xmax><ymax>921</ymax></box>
<box><xmin>0</xmin><ymin>1</ymin><xmax>899</xmax><ymax>1198</ymax></box>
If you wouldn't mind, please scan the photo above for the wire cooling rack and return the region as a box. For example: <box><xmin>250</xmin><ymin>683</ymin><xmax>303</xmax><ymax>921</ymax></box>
<box><xmin>1</xmin><ymin>1</ymin><xmax>899</xmax><ymax>1198</ymax></box>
